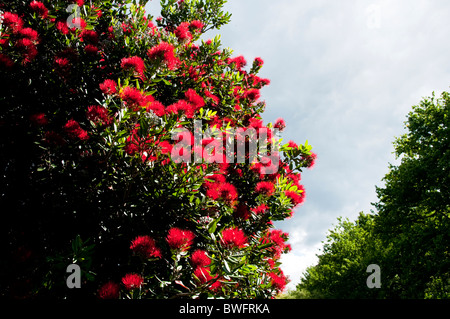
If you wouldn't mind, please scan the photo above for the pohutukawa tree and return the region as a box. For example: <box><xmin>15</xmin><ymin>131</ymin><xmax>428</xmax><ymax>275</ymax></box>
<box><xmin>0</xmin><ymin>0</ymin><xmax>316</xmax><ymax>299</ymax></box>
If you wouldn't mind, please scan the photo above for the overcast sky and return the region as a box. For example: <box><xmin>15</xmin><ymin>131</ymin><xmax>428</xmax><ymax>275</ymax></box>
<box><xmin>147</xmin><ymin>0</ymin><xmax>450</xmax><ymax>291</ymax></box>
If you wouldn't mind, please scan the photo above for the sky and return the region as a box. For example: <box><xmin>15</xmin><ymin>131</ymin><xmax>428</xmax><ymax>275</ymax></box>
<box><xmin>147</xmin><ymin>0</ymin><xmax>450</xmax><ymax>291</ymax></box>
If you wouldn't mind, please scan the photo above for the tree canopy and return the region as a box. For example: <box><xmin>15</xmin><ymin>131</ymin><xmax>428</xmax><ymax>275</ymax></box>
<box><xmin>0</xmin><ymin>0</ymin><xmax>316</xmax><ymax>299</ymax></box>
<box><xmin>296</xmin><ymin>90</ymin><xmax>450</xmax><ymax>299</ymax></box>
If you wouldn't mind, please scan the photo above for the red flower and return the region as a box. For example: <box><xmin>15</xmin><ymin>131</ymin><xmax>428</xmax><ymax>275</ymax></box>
<box><xmin>273</xmin><ymin>118</ymin><xmax>286</xmax><ymax>131</ymax></box>
<box><xmin>87</xmin><ymin>105</ymin><xmax>111</xmax><ymax>125</ymax></box>
<box><xmin>120</xmin><ymin>86</ymin><xmax>144</xmax><ymax>108</ymax></box>
<box><xmin>1</xmin><ymin>12</ymin><xmax>24</xmax><ymax>33</ymax></box>
<box><xmin>147</xmin><ymin>100</ymin><xmax>166</xmax><ymax>117</ymax></box>
<box><xmin>30</xmin><ymin>113</ymin><xmax>48</xmax><ymax>126</ymax></box>
<box><xmin>174</xmin><ymin>22</ymin><xmax>192</xmax><ymax>41</ymax></box>
<box><xmin>121</xmin><ymin>273</ymin><xmax>144</xmax><ymax>290</ymax></box>
<box><xmin>269</xmin><ymin>271</ymin><xmax>287</xmax><ymax>292</ymax></box>
<box><xmin>303</xmin><ymin>152</ymin><xmax>317</xmax><ymax>169</ymax></box>
<box><xmin>99</xmin><ymin>79</ymin><xmax>117</xmax><ymax>95</ymax></box>
<box><xmin>56</xmin><ymin>20</ymin><xmax>69</xmax><ymax>35</ymax></box>
<box><xmin>254</xmin><ymin>57</ymin><xmax>264</xmax><ymax>67</ymax></box>
<box><xmin>166</xmin><ymin>227</ymin><xmax>195</xmax><ymax>251</ymax></box>
<box><xmin>121</xmin><ymin>56</ymin><xmax>146</xmax><ymax>76</ymax></box>
<box><xmin>190</xmin><ymin>20</ymin><xmax>204</xmax><ymax>32</ymax></box>
<box><xmin>251</xmin><ymin>204</ymin><xmax>269</xmax><ymax>215</ymax></box>
<box><xmin>218</xmin><ymin>182</ymin><xmax>238</xmax><ymax>204</ymax></box>
<box><xmin>98</xmin><ymin>281</ymin><xmax>120</xmax><ymax>299</ymax></box>
<box><xmin>130</xmin><ymin>235</ymin><xmax>162</xmax><ymax>259</ymax></box>
<box><xmin>255</xmin><ymin>181</ymin><xmax>275</xmax><ymax>197</ymax></box>
<box><xmin>184</xmin><ymin>89</ymin><xmax>205</xmax><ymax>109</ymax></box>
<box><xmin>0</xmin><ymin>53</ymin><xmax>14</xmax><ymax>69</ymax></box>
<box><xmin>227</xmin><ymin>55</ymin><xmax>246</xmax><ymax>70</ymax></box>
<box><xmin>191</xmin><ymin>250</ymin><xmax>211</xmax><ymax>268</ymax></box>
<box><xmin>220</xmin><ymin>227</ymin><xmax>247</xmax><ymax>249</ymax></box>
<box><xmin>244</xmin><ymin>88</ymin><xmax>260</xmax><ymax>101</ymax></box>
<box><xmin>80</xmin><ymin>29</ymin><xmax>99</xmax><ymax>44</ymax></box>
<box><xmin>84</xmin><ymin>44</ymin><xmax>98</xmax><ymax>55</ymax></box>
<box><xmin>64</xmin><ymin>119</ymin><xmax>89</xmax><ymax>141</ymax></box>
<box><xmin>147</xmin><ymin>41</ymin><xmax>179</xmax><ymax>70</ymax></box>
<box><xmin>284</xmin><ymin>190</ymin><xmax>305</xmax><ymax>207</ymax></box>
<box><xmin>20</xmin><ymin>28</ymin><xmax>39</xmax><ymax>42</ymax></box>
<box><xmin>287</xmin><ymin>140</ymin><xmax>298</xmax><ymax>149</ymax></box>
<box><xmin>71</xmin><ymin>17</ymin><xmax>87</xmax><ymax>30</ymax></box>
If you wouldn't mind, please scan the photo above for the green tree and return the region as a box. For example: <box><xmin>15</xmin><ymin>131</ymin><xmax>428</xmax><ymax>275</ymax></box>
<box><xmin>296</xmin><ymin>213</ymin><xmax>386</xmax><ymax>299</ymax></box>
<box><xmin>296</xmin><ymin>90</ymin><xmax>450</xmax><ymax>299</ymax></box>
<box><xmin>373</xmin><ymin>91</ymin><xmax>450</xmax><ymax>299</ymax></box>
<box><xmin>0</xmin><ymin>0</ymin><xmax>315</xmax><ymax>299</ymax></box>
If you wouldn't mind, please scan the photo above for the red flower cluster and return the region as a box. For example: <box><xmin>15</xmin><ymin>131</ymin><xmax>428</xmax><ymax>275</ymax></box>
<box><xmin>268</xmin><ymin>271</ymin><xmax>288</xmax><ymax>292</ymax></box>
<box><xmin>147</xmin><ymin>42</ymin><xmax>179</xmax><ymax>70</ymax></box>
<box><xmin>220</xmin><ymin>227</ymin><xmax>248</xmax><ymax>249</ymax></box>
<box><xmin>99</xmin><ymin>79</ymin><xmax>117</xmax><ymax>95</ymax></box>
<box><xmin>191</xmin><ymin>250</ymin><xmax>211</xmax><ymax>268</ymax></box>
<box><xmin>273</xmin><ymin>118</ymin><xmax>286</xmax><ymax>131</ymax></box>
<box><xmin>30</xmin><ymin>113</ymin><xmax>48</xmax><ymax>126</ymax></box>
<box><xmin>86</xmin><ymin>105</ymin><xmax>112</xmax><ymax>126</ymax></box>
<box><xmin>261</xmin><ymin>229</ymin><xmax>290</xmax><ymax>260</ymax></box>
<box><xmin>130</xmin><ymin>235</ymin><xmax>162</xmax><ymax>259</ymax></box>
<box><xmin>166</xmin><ymin>227</ymin><xmax>195</xmax><ymax>251</ymax></box>
<box><xmin>121</xmin><ymin>56</ymin><xmax>146</xmax><ymax>76</ymax></box>
<box><xmin>29</xmin><ymin>1</ymin><xmax>49</xmax><ymax>19</ymax></box>
<box><xmin>255</xmin><ymin>181</ymin><xmax>275</xmax><ymax>197</ymax></box>
<box><xmin>64</xmin><ymin>119</ymin><xmax>89</xmax><ymax>141</ymax></box>
<box><xmin>121</xmin><ymin>273</ymin><xmax>144</xmax><ymax>290</ymax></box>
<box><xmin>284</xmin><ymin>189</ymin><xmax>305</xmax><ymax>207</ymax></box>
<box><xmin>97</xmin><ymin>281</ymin><xmax>120</xmax><ymax>299</ymax></box>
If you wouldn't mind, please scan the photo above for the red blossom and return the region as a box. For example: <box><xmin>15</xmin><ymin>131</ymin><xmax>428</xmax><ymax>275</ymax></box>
<box><xmin>98</xmin><ymin>281</ymin><xmax>120</xmax><ymax>299</ymax></box>
<box><xmin>86</xmin><ymin>105</ymin><xmax>111</xmax><ymax>125</ymax></box>
<box><xmin>121</xmin><ymin>56</ymin><xmax>146</xmax><ymax>76</ymax></box>
<box><xmin>255</xmin><ymin>181</ymin><xmax>275</xmax><ymax>197</ymax></box>
<box><xmin>121</xmin><ymin>273</ymin><xmax>144</xmax><ymax>290</ymax></box>
<box><xmin>269</xmin><ymin>271</ymin><xmax>287</xmax><ymax>292</ymax></box>
<box><xmin>84</xmin><ymin>44</ymin><xmax>98</xmax><ymax>55</ymax></box>
<box><xmin>147</xmin><ymin>41</ymin><xmax>179</xmax><ymax>70</ymax></box>
<box><xmin>190</xmin><ymin>20</ymin><xmax>204</xmax><ymax>32</ymax></box>
<box><xmin>244</xmin><ymin>88</ymin><xmax>261</xmax><ymax>101</ymax></box>
<box><xmin>287</xmin><ymin>140</ymin><xmax>298</xmax><ymax>149</ymax></box>
<box><xmin>147</xmin><ymin>100</ymin><xmax>166</xmax><ymax>117</ymax></box>
<box><xmin>166</xmin><ymin>227</ymin><xmax>195</xmax><ymax>251</ymax></box>
<box><xmin>56</xmin><ymin>20</ymin><xmax>69</xmax><ymax>35</ymax></box>
<box><xmin>273</xmin><ymin>118</ymin><xmax>286</xmax><ymax>131</ymax></box>
<box><xmin>130</xmin><ymin>235</ymin><xmax>162</xmax><ymax>259</ymax></box>
<box><xmin>251</xmin><ymin>204</ymin><xmax>269</xmax><ymax>215</ymax></box>
<box><xmin>228</xmin><ymin>55</ymin><xmax>246</xmax><ymax>70</ymax></box>
<box><xmin>191</xmin><ymin>250</ymin><xmax>211</xmax><ymax>268</ymax></box>
<box><xmin>174</xmin><ymin>22</ymin><xmax>192</xmax><ymax>41</ymax></box>
<box><xmin>220</xmin><ymin>227</ymin><xmax>248</xmax><ymax>249</ymax></box>
<box><xmin>284</xmin><ymin>189</ymin><xmax>305</xmax><ymax>207</ymax></box>
<box><xmin>0</xmin><ymin>53</ymin><xmax>14</xmax><ymax>69</ymax></box>
<box><xmin>64</xmin><ymin>119</ymin><xmax>89</xmax><ymax>141</ymax></box>
<box><xmin>20</xmin><ymin>28</ymin><xmax>39</xmax><ymax>42</ymax></box>
<box><xmin>2</xmin><ymin>12</ymin><xmax>24</xmax><ymax>33</ymax></box>
<box><xmin>99</xmin><ymin>79</ymin><xmax>117</xmax><ymax>95</ymax></box>
<box><xmin>80</xmin><ymin>29</ymin><xmax>99</xmax><ymax>44</ymax></box>
<box><xmin>120</xmin><ymin>86</ymin><xmax>144</xmax><ymax>109</ymax></box>
<box><xmin>184</xmin><ymin>89</ymin><xmax>205</xmax><ymax>109</ymax></box>
<box><xmin>30</xmin><ymin>113</ymin><xmax>48</xmax><ymax>126</ymax></box>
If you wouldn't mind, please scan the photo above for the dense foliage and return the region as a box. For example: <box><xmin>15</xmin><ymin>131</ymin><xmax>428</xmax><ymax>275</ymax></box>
<box><xmin>0</xmin><ymin>0</ymin><xmax>316</xmax><ymax>299</ymax></box>
<box><xmin>296</xmin><ymin>91</ymin><xmax>450</xmax><ymax>299</ymax></box>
